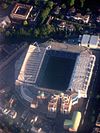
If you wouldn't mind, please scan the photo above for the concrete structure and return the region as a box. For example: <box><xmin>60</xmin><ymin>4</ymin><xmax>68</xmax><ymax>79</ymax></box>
<box><xmin>16</xmin><ymin>42</ymin><xmax>96</xmax><ymax>102</ymax></box>
<box><xmin>89</xmin><ymin>35</ymin><xmax>99</xmax><ymax>49</ymax></box>
<box><xmin>60</xmin><ymin>94</ymin><xmax>72</xmax><ymax>114</ymax></box>
<box><xmin>79</xmin><ymin>34</ymin><xmax>100</xmax><ymax>49</ymax></box>
<box><xmin>80</xmin><ymin>34</ymin><xmax>90</xmax><ymax>47</ymax></box>
<box><xmin>73</xmin><ymin>13</ymin><xmax>90</xmax><ymax>23</ymax></box>
<box><xmin>68</xmin><ymin>50</ymin><xmax>96</xmax><ymax>98</ymax></box>
<box><xmin>96</xmin><ymin>113</ymin><xmax>100</xmax><ymax>127</ymax></box>
<box><xmin>17</xmin><ymin>45</ymin><xmax>46</xmax><ymax>84</ymax></box>
<box><xmin>30</xmin><ymin>100</ymin><xmax>38</xmax><ymax>109</ymax></box>
<box><xmin>64</xmin><ymin>111</ymin><xmax>81</xmax><ymax>132</ymax></box>
<box><xmin>10</xmin><ymin>3</ymin><xmax>33</xmax><ymax>20</ymax></box>
<box><xmin>0</xmin><ymin>16</ymin><xmax>11</xmax><ymax>29</ymax></box>
<box><xmin>48</xmin><ymin>94</ymin><xmax>59</xmax><ymax>112</ymax></box>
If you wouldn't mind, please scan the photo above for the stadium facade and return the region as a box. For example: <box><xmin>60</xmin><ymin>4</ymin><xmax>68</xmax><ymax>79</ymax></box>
<box><xmin>16</xmin><ymin>43</ymin><xmax>96</xmax><ymax>99</ymax></box>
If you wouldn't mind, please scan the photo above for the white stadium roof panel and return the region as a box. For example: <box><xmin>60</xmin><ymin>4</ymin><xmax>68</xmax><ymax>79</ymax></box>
<box><xmin>68</xmin><ymin>51</ymin><xmax>96</xmax><ymax>97</ymax></box>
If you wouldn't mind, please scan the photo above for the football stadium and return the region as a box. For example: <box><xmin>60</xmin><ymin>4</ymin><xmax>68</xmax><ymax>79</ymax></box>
<box><xmin>15</xmin><ymin>42</ymin><xmax>96</xmax><ymax>132</ymax></box>
<box><xmin>16</xmin><ymin>42</ymin><xmax>96</xmax><ymax>99</ymax></box>
<box><xmin>15</xmin><ymin>43</ymin><xmax>95</xmax><ymax>118</ymax></box>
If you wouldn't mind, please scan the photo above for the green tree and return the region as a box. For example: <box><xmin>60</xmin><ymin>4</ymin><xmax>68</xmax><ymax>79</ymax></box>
<box><xmin>40</xmin><ymin>24</ymin><xmax>55</xmax><ymax>38</ymax></box>
<box><xmin>23</xmin><ymin>20</ymin><xmax>28</xmax><ymax>26</ymax></box>
<box><xmin>69</xmin><ymin>0</ymin><xmax>75</xmax><ymax>6</ymax></box>
<box><xmin>40</xmin><ymin>7</ymin><xmax>51</xmax><ymax>24</ymax></box>
<box><xmin>80</xmin><ymin>0</ymin><xmax>85</xmax><ymax>8</ymax></box>
<box><xmin>35</xmin><ymin>0</ymin><xmax>40</xmax><ymax>6</ymax></box>
<box><xmin>34</xmin><ymin>28</ymin><xmax>40</xmax><ymax>38</ymax></box>
<box><xmin>47</xmin><ymin>1</ymin><xmax>54</xmax><ymax>9</ymax></box>
<box><xmin>61</xmin><ymin>4</ymin><xmax>66</xmax><ymax>9</ymax></box>
<box><xmin>5</xmin><ymin>31</ymin><xmax>11</xmax><ymax>36</ymax></box>
<box><xmin>2</xmin><ymin>3</ymin><xmax>8</xmax><ymax>9</ymax></box>
<box><xmin>40</xmin><ymin>1</ymin><xmax>54</xmax><ymax>24</ymax></box>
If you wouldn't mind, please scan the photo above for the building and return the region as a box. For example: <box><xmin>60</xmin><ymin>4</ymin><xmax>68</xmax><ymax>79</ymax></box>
<box><xmin>96</xmin><ymin>113</ymin><xmax>100</xmax><ymax>127</ymax></box>
<box><xmin>0</xmin><ymin>16</ymin><xmax>11</xmax><ymax>29</ymax></box>
<box><xmin>80</xmin><ymin>34</ymin><xmax>90</xmax><ymax>47</ymax></box>
<box><xmin>92</xmin><ymin>127</ymin><xmax>100</xmax><ymax>133</ymax></box>
<box><xmin>89</xmin><ymin>35</ymin><xmax>99</xmax><ymax>49</ymax></box>
<box><xmin>96</xmin><ymin>16</ymin><xmax>100</xmax><ymax>23</ymax></box>
<box><xmin>16</xmin><ymin>42</ymin><xmax>96</xmax><ymax>106</ymax></box>
<box><xmin>68</xmin><ymin>50</ymin><xmax>96</xmax><ymax>98</ymax></box>
<box><xmin>10</xmin><ymin>3</ymin><xmax>33</xmax><ymax>20</ymax></box>
<box><xmin>58</xmin><ymin>21</ymin><xmax>75</xmax><ymax>32</ymax></box>
<box><xmin>30</xmin><ymin>99</ymin><xmax>38</xmax><ymax>109</ymax></box>
<box><xmin>48</xmin><ymin>94</ymin><xmax>59</xmax><ymax>112</ymax></box>
<box><xmin>80</xmin><ymin>34</ymin><xmax>100</xmax><ymax>49</ymax></box>
<box><xmin>60</xmin><ymin>94</ymin><xmax>72</xmax><ymax>114</ymax></box>
<box><xmin>72</xmin><ymin>13</ymin><xmax>90</xmax><ymax>23</ymax></box>
<box><xmin>64</xmin><ymin>111</ymin><xmax>81</xmax><ymax>132</ymax></box>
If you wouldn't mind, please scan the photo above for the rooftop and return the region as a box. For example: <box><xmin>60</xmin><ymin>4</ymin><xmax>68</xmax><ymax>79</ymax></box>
<box><xmin>10</xmin><ymin>3</ymin><xmax>33</xmax><ymax>20</ymax></box>
<box><xmin>80</xmin><ymin>34</ymin><xmax>100</xmax><ymax>49</ymax></box>
<box><xmin>16</xmin><ymin>42</ymin><xmax>95</xmax><ymax>99</ymax></box>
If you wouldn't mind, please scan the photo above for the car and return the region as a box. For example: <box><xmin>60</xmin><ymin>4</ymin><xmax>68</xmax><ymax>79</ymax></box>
<box><xmin>8</xmin><ymin>110</ymin><xmax>17</xmax><ymax>119</ymax></box>
<box><xmin>2</xmin><ymin>108</ymin><xmax>10</xmax><ymax>115</ymax></box>
<box><xmin>30</xmin><ymin>116</ymin><xmax>38</xmax><ymax>124</ymax></box>
<box><xmin>21</xmin><ymin>109</ymin><xmax>29</xmax><ymax>120</ymax></box>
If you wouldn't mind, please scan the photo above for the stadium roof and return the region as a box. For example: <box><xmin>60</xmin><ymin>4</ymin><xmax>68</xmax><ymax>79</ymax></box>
<box><xmin>68</xmin><ymin>50</ymin><xmax>96</xmax><ymax>97</ymax></box>
<box><xmin>17</xmin><ymin>45</ymin><xmax>46</xmax><ymax>84</ymax></box>
<box><xmin>16</xmin><ymin>42</ymin><xmax>96</xmax><ymax>98</ymax></box>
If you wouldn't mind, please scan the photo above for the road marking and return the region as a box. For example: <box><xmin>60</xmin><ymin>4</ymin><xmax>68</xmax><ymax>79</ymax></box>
<box><xmin>81</xmin><ymin>119</ymin><xmax>84</xmax><ymax>125</ymax></box>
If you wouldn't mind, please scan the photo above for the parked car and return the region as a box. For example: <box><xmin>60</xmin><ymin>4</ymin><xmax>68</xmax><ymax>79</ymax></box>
<box><xmin>21</xmin><ymin>109</ymin><xmax>29</xmax><ymax>120</ymax></box>
<box><xmin>2</xmin><ymin>108</ymin><xmax>10</xmax><ymax>115</ymax></box>
<box><xmin>8</xmin><ymin>110</ymin><xmax>17</xmax><ymax>119</ymax></box>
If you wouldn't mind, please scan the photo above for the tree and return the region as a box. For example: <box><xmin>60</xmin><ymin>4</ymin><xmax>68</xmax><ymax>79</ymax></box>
<box><xmin>40</xmin><ymin>7</ymin><xmax>51</xmax><ymax>24</ymax></box>
<box><xmin>69</xmin><ymin>0</ymin><xmax>75</xmax><ymax>7</ymax></box>
<box><xmin>35</xmin><ymin>0</ymin><xmax>40</xmax><ymax>6</ymax></box>
<box><xmin>40</xmin><ymin>24</ymin><xmax>55</xmax><ymax>38</ymax></box>
<box><xmin>2</xmin><ymin>3</ymin><xmax>8</xmax><ymax>9</ymax></box>
<box><xmin>47</xmin><ymin>1</ymin><xmax>54</xmax><ymax>9</ymax></box>
<box><xmin>40</xmin><ymin>1</ymin><xmax>54</xmax><ymax>24</ymax></box>
<box><xmin>5</xmin><ymin>31</ymin><xmax>11</xmax><ymax>36</ymax></box>
<box><xmin>80</xmin><ymin>0</ymin><xmax>86</xmax><ymax>8</ymax></box>
<box><xmin>34</xmin><ymin>28</ymin><xmax>40</xmax><ymax>38</ymax></box>
<box><xmin>61</xmin><ymin>4</ymin><xmax>66</xmax><ymax>9</ymax></box>
<box><xmin>23</xmin><ymin>20</ymin><xmax>28</xmax><ymax>26</ymax></box>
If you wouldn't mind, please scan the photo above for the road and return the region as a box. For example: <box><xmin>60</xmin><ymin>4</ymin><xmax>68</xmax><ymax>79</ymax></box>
<box><xmin>0</xmin><ymin>43</ymin><xmax>28</xmax><ymax>88</ymax></box>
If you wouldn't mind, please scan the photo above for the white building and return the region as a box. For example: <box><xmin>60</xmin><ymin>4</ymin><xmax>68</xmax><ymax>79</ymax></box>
<box><xmin>79</xmin><ymin>34</ymin><xmax>90</xmax><ymax>47</ymax></box>
<box><xmin>0</xmin><ymin>16</ymin><xmax>11</xmax><ymax>29</ymax></box>
<box><xmin>73</xmin><ymin>13</ymin><xmax>90</xmax><ymax>23</ymax></box>
<box><xmin>79</xmin><ymin>34</ymin><xmax>100</xmax><ymax>49</ymax></box>
<box><xmin>89</xmin><ymin>35</ymin><xmax>99</xmax><ymax>49</ymax></box>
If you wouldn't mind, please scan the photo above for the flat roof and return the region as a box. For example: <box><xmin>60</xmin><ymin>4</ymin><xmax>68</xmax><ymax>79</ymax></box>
<box><xmin>16</xmin><ymin>42</ymin><xmax>96</xmax><ymax>98</ymax></box>
<box><xmin>81</xmin><ymin>34</ymin><xmax>90</xmax><ymax>46</ymax></box>
<box><xmin>10</xmin><ymin>3</ymin><xmax>33</xmax><ymax>20</ymax></box>
<box><xmin>68</xmin><ymin>50</ymin><xmax>96</xmax><ymax>97</ymax></box>
<box><xmin>89</xmin><ymin>35</ymin><xmax>99</xmax><ymax>46</ymax></box>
